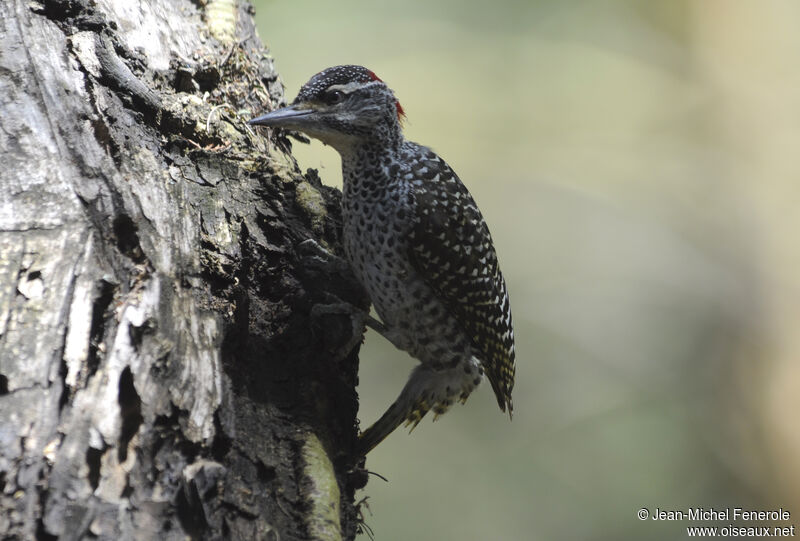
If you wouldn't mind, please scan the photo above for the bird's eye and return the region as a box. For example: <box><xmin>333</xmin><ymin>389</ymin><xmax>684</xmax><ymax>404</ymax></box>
<box><xmin>325</xmin><ymin>90</ymin><xmax>345</xmax><ymax>105</ymax></box>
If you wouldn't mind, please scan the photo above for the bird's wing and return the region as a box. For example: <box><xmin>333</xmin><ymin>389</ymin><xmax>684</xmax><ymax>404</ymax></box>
<box><xmin>405</xmin><ymin>149</ymin><xmax>515</xmax><ymax>413</ymax></box>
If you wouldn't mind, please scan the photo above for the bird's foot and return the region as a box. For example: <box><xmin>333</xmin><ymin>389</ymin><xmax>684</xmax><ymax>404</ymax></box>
<box><xmin>310</xmin><ymin>301</ymin><xmax>371</xmax><ymax>361</ymax></box>
<box><xmin>296</xmin><ymin>238</ymin><xmax>369</xmax><ymax>303</ymax></box>
<box><xmin>297</xmin><ymin>239</ymin><xmax>350</xmax><ymax>275</ymax></box>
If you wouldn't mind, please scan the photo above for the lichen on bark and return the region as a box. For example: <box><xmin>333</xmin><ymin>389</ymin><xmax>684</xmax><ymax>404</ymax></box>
<box><xmin>0</xmin><ymin>0</ymin><xmax>369</xmax><ymax>539</ymax></box>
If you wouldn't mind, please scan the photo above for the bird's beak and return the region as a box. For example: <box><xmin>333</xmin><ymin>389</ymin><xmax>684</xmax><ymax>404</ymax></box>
<box><xmin>248</xmin><ymin>105</ymin><xmax>313</xmax><ymax>128</ymax></box>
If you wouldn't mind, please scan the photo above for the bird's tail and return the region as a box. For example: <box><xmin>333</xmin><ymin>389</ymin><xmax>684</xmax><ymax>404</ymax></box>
<box><xmin>357</xmin><ymin>357</ymin><xmax>483</xmax><ymax>455</ymax></box>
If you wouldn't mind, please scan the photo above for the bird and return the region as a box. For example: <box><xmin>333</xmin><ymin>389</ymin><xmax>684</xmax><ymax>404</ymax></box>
<box><xmin>249</xmin><ymin>65</ymin><xmax>515</xmax><ymax>455</ymax></box>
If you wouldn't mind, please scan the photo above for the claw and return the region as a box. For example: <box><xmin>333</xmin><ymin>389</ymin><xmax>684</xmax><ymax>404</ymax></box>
<box><xmin>297</xmin><ymin>239</ymin><xmax>351</xmax><ymax>274</ymax></box>
<box><xmin>297</xmin><ymin>238</ymin><xmax>333</xmax><ymax>260</ymax></box>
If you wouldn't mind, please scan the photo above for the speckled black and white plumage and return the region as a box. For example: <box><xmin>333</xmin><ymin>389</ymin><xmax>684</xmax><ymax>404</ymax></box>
<box><xmin>250</xmin><ymin>66</ymin><xmax>515</xmax><ymax>454</ymax></box>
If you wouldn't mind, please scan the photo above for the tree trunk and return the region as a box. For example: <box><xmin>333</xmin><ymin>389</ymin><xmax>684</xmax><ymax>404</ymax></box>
<box><xmin>0</xmin><ymin>1</ymin><xmax>368</xmax><ymax>539</ymax></box>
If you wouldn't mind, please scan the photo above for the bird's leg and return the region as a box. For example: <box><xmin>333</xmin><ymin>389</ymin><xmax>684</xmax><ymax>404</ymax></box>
<box><xmin>297</xmin><ymin>238</ymin><xmax>368</xmax><ymax>300</ymax></box>
<box><xmin>299</xmin><ymin>239</ymin><xmax>408</xmax><ymax>358</ymax></box>
<box><xmin>363</xmin><ymin>317</ymin><xmax>409</xmax><ymax>353</ymax></box>
<box><xmin>311</xmin><ymin>299</ymin><xmax>406</xmax><ymax>361</ymax></box>
<box><xmin>316</xmin><ymin>301</ymin><xmax>407</xmax><ymax>352</ymax></box>
<box><xmin>296</xmin><ymin>238</ymin><xmax>366</xmax><ymax>358</ymax></box>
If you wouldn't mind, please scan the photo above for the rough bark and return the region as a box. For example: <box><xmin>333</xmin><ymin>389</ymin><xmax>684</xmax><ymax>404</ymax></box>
<box><xmin>0</xmin><ymin>1</ymin><xmax>369</xmax><ymax>539</ymax></box>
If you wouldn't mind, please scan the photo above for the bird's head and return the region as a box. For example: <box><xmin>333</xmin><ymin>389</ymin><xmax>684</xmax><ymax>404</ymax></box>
<box><xmin>249</xmin><ymin>65</ymin><xmax>405</xmax><ymax>150</ymax></box>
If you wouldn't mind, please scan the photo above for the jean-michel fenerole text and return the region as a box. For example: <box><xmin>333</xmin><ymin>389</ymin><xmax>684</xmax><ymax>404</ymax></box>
<box><xmin>651</xmin><ymin>508</ymin><xmax>791</xmax><ymax>522</ymax></box>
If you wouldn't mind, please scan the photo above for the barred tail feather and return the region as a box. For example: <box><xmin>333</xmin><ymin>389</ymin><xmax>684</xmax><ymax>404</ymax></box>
<box><xmin>358</xmin><ymin>358</ymin><xmax>483</xmax><ymax>455</ymax></box>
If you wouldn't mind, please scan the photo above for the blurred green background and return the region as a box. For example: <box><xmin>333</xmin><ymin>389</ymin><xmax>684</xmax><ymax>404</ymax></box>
<box><xmin>253</xmin><ymin>1</ymin><xmax>800</xmax><ymax>539</ymax></box>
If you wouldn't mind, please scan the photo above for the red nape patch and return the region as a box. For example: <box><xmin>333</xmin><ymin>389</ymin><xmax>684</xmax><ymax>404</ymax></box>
<box><xmin>367</xmin><ymin>70</ymin><xmax>406</xmax><ymax>122</ymax></box>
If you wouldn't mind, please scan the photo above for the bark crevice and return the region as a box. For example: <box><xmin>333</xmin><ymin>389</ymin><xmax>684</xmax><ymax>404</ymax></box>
<box><xmin>0</xmin><ymin>0</ymin><xmax>368</xmax><ymax>539</ymax></box>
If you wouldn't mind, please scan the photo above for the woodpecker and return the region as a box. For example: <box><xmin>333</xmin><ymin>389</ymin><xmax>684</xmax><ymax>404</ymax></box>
<box><xmin>249</xmin><ymin>65</ymin><xmax>515</xmax><ymax>455</ymax></box>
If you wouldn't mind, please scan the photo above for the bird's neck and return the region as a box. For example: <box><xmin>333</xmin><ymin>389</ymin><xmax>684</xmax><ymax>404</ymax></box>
<box><xmin>334</xmin><ymin>114</ymin><xmax>403</xmax><ymax>161</ymax></box>
<box><xmin>339</xmin><ymin>136</ymin><xmax>405</xmax><ymax>193</ymax></box>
